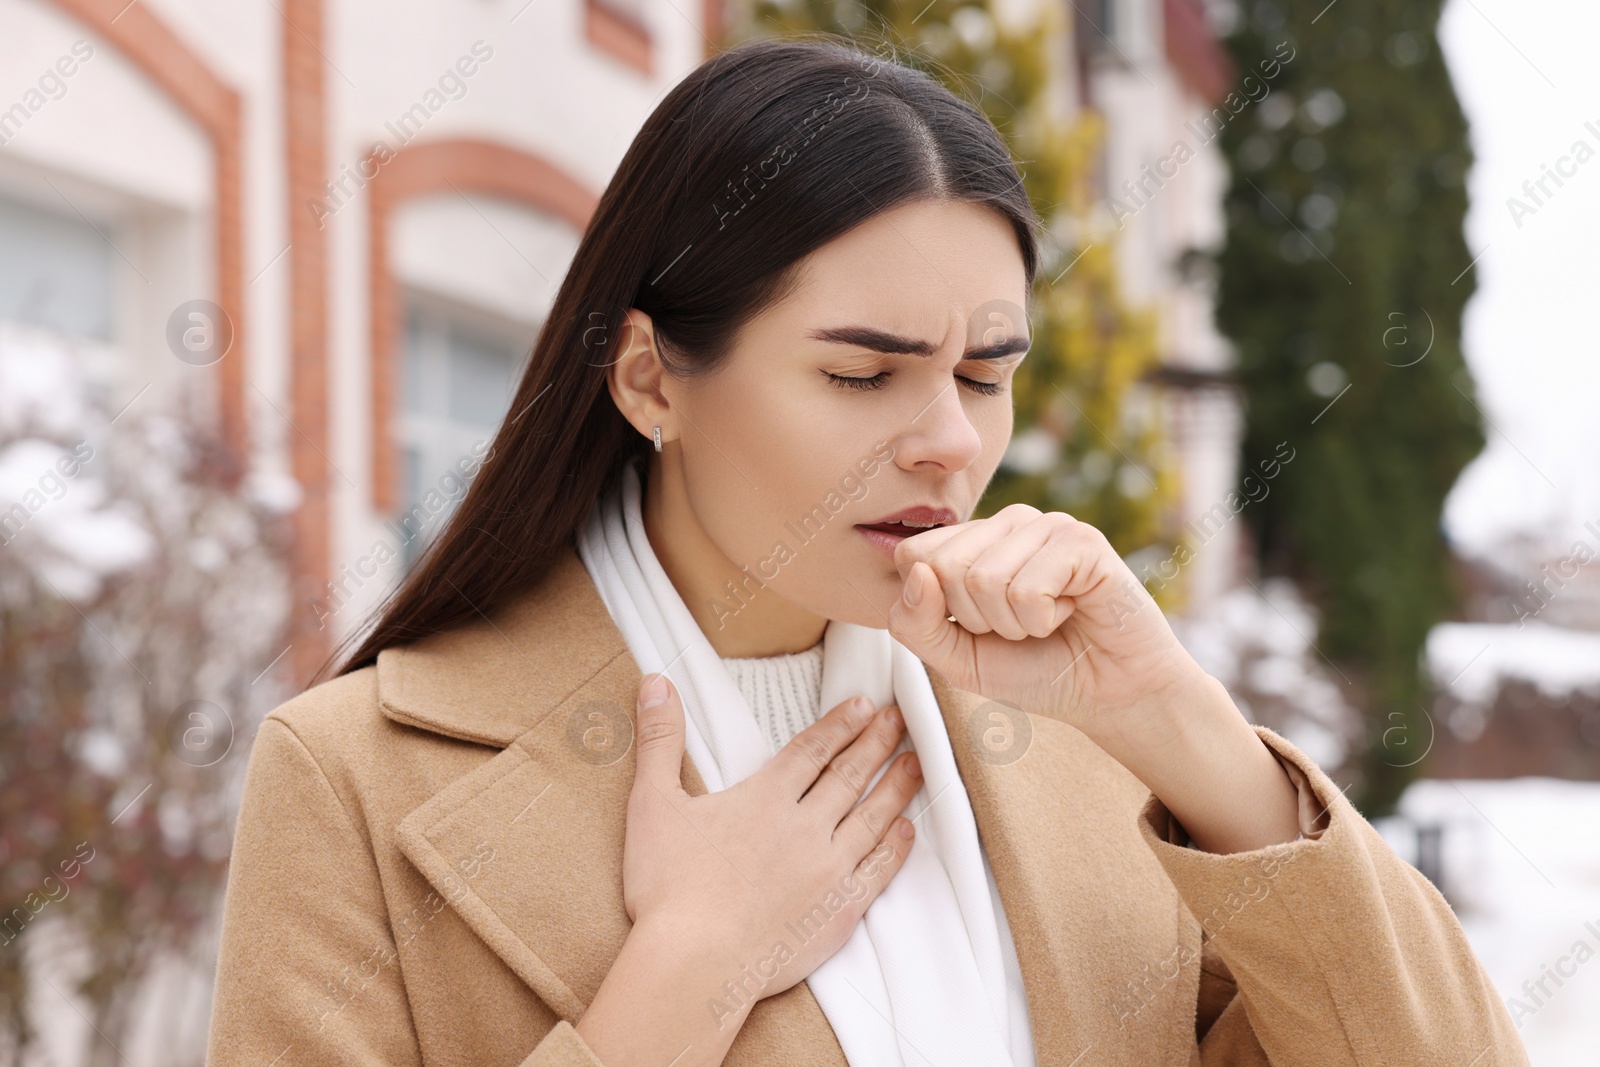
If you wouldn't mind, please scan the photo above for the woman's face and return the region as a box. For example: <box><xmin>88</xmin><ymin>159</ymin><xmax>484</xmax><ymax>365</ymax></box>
<box><xmin>643</xmin><ymin>197</ymin><xmax>1030</xmax><ymax>635</ymax></box>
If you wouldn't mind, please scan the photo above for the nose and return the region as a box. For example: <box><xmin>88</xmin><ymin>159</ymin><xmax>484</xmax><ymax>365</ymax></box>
<box><xmin>893</xmin><ymin>379</ymin><xmax>985</xmax><ymax>472</ymax></box>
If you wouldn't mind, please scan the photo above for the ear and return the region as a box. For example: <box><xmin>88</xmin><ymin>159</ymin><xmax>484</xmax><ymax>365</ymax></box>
<box><xmin>605</xmin><ymin>308</ymin><xmax>674</xmax><ymax>448</ymax></box>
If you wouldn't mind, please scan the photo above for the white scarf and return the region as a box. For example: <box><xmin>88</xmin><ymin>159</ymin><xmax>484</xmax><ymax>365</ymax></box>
<box><xmin>576</xmin><ymin>458</ymin><xmax>1036</xmax><ymax>1067</ymax></box>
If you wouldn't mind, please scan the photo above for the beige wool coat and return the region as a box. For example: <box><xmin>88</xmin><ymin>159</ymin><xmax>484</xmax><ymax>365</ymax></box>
<box><xmin>205</xmin><ymin>545</ymin><xmax>1528</xmax><ymax>1066</ymax></box>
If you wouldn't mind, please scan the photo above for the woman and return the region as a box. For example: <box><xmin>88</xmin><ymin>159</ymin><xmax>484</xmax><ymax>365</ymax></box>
<box><xmin>205</xmin><ymin>36</ymin><xmax>1526</xmax><ymax>1067</ymax></box>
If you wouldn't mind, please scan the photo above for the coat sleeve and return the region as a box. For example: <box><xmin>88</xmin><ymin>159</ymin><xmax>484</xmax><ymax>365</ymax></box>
<box><xmin>1135</xmin><ymin>725</ymin><xmax>1529</xmax><ymax>1067</ymax></box>
<box><xmin>205</xmin><ymin>717</ymin><xmax>611</xmax><ymax>1067</ymax></box>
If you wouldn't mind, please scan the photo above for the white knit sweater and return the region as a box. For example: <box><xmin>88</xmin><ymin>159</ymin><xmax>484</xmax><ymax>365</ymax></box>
<box><xmin>720</xmin><ymin>639</ymin><xmax>827</xmax><ymax>755</ymax></box>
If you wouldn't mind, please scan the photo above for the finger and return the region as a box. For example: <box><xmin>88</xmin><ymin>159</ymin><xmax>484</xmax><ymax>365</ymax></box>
<box><xmin>632</xmin><ymin>674</ymin><xmax>688</xmax><ymax>800</ymax></box>
<box><xmin>763</xmin><ymin>695</ymin><xmax>877</xmax><ymax>800</ymax></box>
<box><xmin>965</xmin><ymin>512</ymin><xmax>1077</xmax><ymax>639</ymax></box>
<box><xmin>844</xmin><ymin>812</ymin><xmax>916</xmax><ymax>909</ymax></box>
<box><xmin>886</xmin><ymin>561</ymin><xmax>974</xmax><ymax>689</ymax></box>
<box><xmin>799</xmin><ymin>703</ymin><xmax>907</xmax><ymax>818</ymax></box>
<box><xmin>834</xmin><ymin>749</ymin><xmax>923</xmax><ymax>854</ymax></box>
<box><xmin>1009</xmin><ymin>520</ymin><xmax>1118</xmax><ymax>630</ymax></box>
<box><xmin>890</xmin><ymin>502</ymin><xmax>1038</xmax><ymax>579</ymax></box>
<box><xmin>903</xmin><ymin>505</ymin><xmax>1042</xmax><ymax>635</ymax></box>
<box><xmin>891</xmin><ymin>519</ymin><xmax>977</xmax><ymax>577</ymax></box>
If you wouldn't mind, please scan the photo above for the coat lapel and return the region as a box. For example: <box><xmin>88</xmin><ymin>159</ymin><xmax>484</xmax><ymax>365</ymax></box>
<box><xmin>381</xmin><ymin>546</ymin><xmax>1199</xmax><ymax>1066</ymax></box>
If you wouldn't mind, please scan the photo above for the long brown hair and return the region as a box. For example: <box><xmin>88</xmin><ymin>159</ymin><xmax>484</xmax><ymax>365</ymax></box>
<box><xmin>321</xmin><ymin>34</ymin><xmax>1042</xmax><ymax>683</ymax></box>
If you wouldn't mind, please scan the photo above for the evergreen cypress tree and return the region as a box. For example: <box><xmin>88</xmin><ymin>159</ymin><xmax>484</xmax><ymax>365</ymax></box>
<box><xmin>1213</xmin><ymin>0</ymin><xmax>1484</xmax><ymax>812</ymax></box>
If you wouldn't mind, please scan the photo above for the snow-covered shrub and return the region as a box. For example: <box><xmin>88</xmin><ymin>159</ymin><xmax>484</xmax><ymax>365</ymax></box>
<box><xmin>0</xmin><ymin>323</ymin><xmax>293</xmax><ymax>1061</ymax></box>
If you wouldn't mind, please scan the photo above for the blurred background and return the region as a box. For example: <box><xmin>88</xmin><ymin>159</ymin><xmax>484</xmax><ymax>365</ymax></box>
<box><xmin>0</xmin><ymin>0</ymin><xmax>1595</xmax><ymax>1062</ymax></box>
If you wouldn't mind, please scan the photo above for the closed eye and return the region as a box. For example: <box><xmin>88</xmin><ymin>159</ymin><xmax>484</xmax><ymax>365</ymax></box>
<box><xmin>823</xmin><ymin>370</ymin><xmax>1005</xmax><ymax>396</ymax></box>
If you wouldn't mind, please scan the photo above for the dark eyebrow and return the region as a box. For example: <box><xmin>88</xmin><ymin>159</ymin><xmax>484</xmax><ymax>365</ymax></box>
<box><xmin>806</xmin><ymin>324</ymin><xmax>1030</xmax><ymax>362</ymax></box>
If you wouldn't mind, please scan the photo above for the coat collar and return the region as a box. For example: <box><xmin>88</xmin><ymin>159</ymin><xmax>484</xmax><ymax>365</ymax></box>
<box><xmin>376</xmin><ymin>545</ymin><xmax>633</xmax><ymax>748</ymax></box>
<box><xmin>377</xmin><ymin>544</ymin><xmax>1199</xmax><ymax>1065</ymax></box>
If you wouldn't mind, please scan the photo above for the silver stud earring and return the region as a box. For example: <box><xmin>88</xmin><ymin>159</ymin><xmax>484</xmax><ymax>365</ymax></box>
<box><xmin>653</xmin><ymin>425</ymin><xmax>662</xmax><ymax>452</ymax></box>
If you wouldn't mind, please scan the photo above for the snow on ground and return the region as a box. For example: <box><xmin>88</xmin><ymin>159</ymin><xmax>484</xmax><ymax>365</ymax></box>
<box><xmin>1375</xmin><ymin>777</ymin><xmax>1600</xmax><ymax>1064</ymax></box>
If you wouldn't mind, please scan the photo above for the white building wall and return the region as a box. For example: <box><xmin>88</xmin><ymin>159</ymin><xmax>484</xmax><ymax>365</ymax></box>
<box><xmin>1081</xmin><ymin>0</ymin><xmax>1245</xmax><ymax>610</ymax></box>
<box><xmin>0</xmin><ymin>0</ymin><xmax>214</xmax><ymax>431</ymax></box>
<box><xmin>319</xmin><ymin>0</ymin><xmax>704</xmax><ymax>643</ymax></box>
